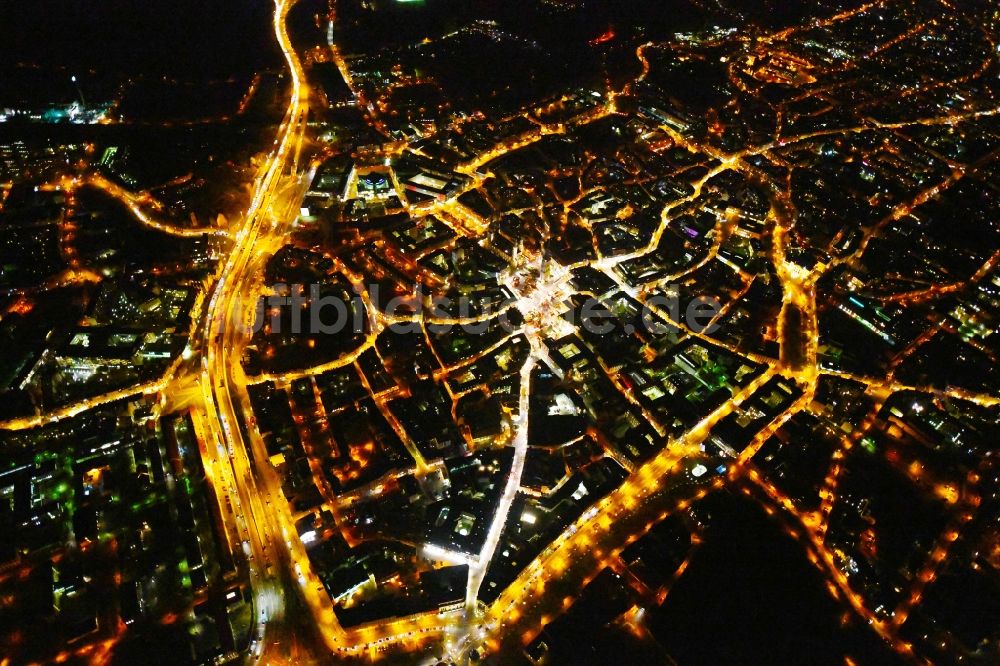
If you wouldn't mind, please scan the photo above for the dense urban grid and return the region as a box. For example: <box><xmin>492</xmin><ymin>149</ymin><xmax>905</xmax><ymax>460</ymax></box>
<box><xmin>1</xmin><ymin>0</ymin><xmax>999</xmax><ymax>664</ymax></box>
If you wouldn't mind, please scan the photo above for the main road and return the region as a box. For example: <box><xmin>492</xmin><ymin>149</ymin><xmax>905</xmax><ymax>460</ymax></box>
<box><xmin>195</xmin><ymin>0</ymin><xmax>332</xmax><ymax>660</ymax></box>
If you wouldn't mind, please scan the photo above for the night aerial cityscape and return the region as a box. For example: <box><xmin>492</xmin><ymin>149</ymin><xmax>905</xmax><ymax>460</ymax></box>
<box><xmin>1</xmin><ymin>0</ymin><xmax>999</xmax><ymax>664</ymax></box>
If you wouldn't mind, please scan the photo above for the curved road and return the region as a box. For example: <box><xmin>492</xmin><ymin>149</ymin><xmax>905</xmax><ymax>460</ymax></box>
<box><xmin>197</xmin><ymin>0</ymin><xmax>325</xmax><ymax>660</ymax></box>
